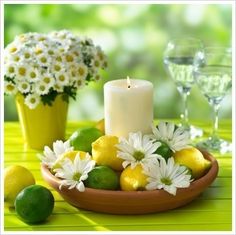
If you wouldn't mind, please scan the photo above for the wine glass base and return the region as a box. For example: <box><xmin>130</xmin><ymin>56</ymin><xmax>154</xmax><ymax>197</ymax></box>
<box><xmin>179</xmin><ymin>124</ymin><xmax>203</xmax><ymax>139</ymax></box>
<box><xmin>196</xmin><ymin>137</ymin><xmax>232</xmax><ymax>154</ymax></box>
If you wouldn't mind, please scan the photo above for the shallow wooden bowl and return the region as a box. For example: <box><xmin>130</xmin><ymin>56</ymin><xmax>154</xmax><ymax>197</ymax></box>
<box><xmin>41</xmin><ymin>150</ymin><xmax>218</xmax><ymax>215</ymax></box>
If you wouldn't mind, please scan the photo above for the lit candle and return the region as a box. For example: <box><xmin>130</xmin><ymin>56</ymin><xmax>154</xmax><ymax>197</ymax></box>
<box><xmin>104</xmin><ymin>77</ymin><xmax>153</xmax><ymax>138</ymax></box>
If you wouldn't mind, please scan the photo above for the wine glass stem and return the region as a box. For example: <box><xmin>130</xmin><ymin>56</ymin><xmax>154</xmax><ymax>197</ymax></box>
<box><xmin>181</xmin><ymin>92</ymin><xmax>189</xmax><ymax>126</ymax></box>
<box><xmin>212</xmin><ymin>103</ymin><xmax>220</xmax><ymax>138</ymax></box>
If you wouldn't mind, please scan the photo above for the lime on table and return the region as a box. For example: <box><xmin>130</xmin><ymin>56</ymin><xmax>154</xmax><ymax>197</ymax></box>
<box><xmin>15</xmin><ymin>185</ymin><xmax>54</xmax><ymax>224</ymax></box>
<box><xmin>85</xmin><ymin>166</ymin><xmax>119</xmax><ymax>190</ymax></box>
<box><xmin>173</xmin><ymin>147</ymin><xmax>212</xmax><ymax>179</ymax></box>
<box><xmin>69</xmin><ymin>127</ymin><xmax>103</xmax><ymax>153</ymax></box>
<box><xmin>4</xmin><ymin>165</ymin><xmax>35</xmax><ymax>206</ymax></box>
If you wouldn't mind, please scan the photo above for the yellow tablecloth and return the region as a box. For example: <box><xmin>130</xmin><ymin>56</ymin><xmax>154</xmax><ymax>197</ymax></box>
<box><xmin>4</xmin><ymin>120</ymin><xmax>232</xmax><ymax>231</ymax></box>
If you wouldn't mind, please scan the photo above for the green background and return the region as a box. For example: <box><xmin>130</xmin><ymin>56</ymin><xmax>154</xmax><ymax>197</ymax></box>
<box><xmin>4</xmin><ymin>4</ymin><xmax>232</xmax><ymax>122</ymax></box>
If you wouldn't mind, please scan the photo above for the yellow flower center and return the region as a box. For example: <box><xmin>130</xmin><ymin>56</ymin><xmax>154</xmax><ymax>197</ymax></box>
<box><xmin>43</xmin><ymin>77</ymin><xmax>50</xmax><ymax>84</ymax></box>
<box><xmin>54</xmin><ymin>65</ymin><xmax>61</xmax><ymax>71</ymax></box>
<box><xmin>59</xmin><ymin>75</ymin><xmax>65</xmax><ymax>81</ymax></box>
<box><xmin>24</xmin><ymin>53</ymin><xmax>30</xmax><ymax>59</ymax></box>
<box><xmin>77</xmin><ymin>80</ymin><xmax>82</xmax><ymax>86</ymax></box>
<box><xmin>40</xmin><ymin>57</ymin><xmax>47</xmax><ymax>63</ymax></box>
<box><xmin>10</xmin><ymin>47</ymin><xmax>17</xmax><ymax>53</ymax></box>
<box><xmin>66</xmin><ymin>55</ymin><xmax>74</xmax><ymax>62</ymax></box>
<box><xmin>30</xmin><ymin>72</ymin><xmax>36</xmax><ymax>78</ymax></box>
<box><xmin>73</xmin><ymin>172</ymin><xmax>81</xmax><ymax>181</ymax></box>
<box><xmin>7</xmin><ymin>84</ymin><xmax>14</xmax><ymax>91</ymax></box>
<box><xmin>161</xmin><ymin>177</ymin><xmax>172</xmax><ymax>186</ymax></box>
<box><xmin>56</xmin><ymin>56</ymin><xmax>62</xmax><ymax>62</ymax></box>
<box><xmin>22</xmin><ymin>83</ymin><xmax>28</xmax><ymax>89</ymax></box>
<box><xmin>35</xmin><ymin>48</ymin><xmax>43</xmax><ymax>55</ymax></box>
<box><xmin>78</xmin><ymin>67</ymin><xmax>85</xmax><ymax>76</ymax></box>
<box><xmin>19</xmin><ymin>67</ymin><xmax>26</xmax><ymax>76</ymax></box>
<box><xmin>8</xmin><ymin>67</ymin><xmax>15</xmax><ymax>73</ymax></box>
<box><xmin>133</xmin><ymin>151</ymin><xmax>145</xmax><ymax>161</ymax></box>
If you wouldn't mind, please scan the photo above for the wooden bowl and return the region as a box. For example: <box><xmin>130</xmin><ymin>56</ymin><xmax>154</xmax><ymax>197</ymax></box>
<box><xmin>41</xmin><ymin>150</ymin><xmax>218</xmax><ymax>215</ymax></box>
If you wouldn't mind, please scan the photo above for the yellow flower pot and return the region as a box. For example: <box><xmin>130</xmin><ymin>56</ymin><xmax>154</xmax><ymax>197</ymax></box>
<box><xmin>15</xmin><ymin>94</ymin><xmax>68</xmax><ymax>150</ymax></box>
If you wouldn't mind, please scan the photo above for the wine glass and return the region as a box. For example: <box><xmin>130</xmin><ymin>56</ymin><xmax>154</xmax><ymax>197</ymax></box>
<box><xmin>193</xmin><ymin>47</ymin><xmax>232</xmax><ymax>153</ymax></box>
<box><xmin>164</xmin><ymin>37</ymin><xmax>203</xmax><ymax>139</ymax></box>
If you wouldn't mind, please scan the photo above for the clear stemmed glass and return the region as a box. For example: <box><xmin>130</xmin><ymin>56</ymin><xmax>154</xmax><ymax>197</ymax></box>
<box><xmin>164</xmin><ymin>37</ymin><xmax>203</xmax><ymax>139</ymax></box>
<box><xmin>193</xmin><ymin>47</ymin><xmax>232</xmax><ymax>153</ymax></box>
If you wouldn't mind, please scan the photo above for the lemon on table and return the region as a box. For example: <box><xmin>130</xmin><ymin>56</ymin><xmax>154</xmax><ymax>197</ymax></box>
<box><xmin>4</xmin><ymin>165</ymin><xmax>35</xmax><ymax>206</ymax></box>
<box><xmin>173</xmin><ymin>147</ymin><xmax>212</xmax><ymax>179</ymax></box>
<box><xmin>15</xmin><ymin>185</ymin><xmax>54</xmax><ymax>224</ymax></box>
<box><xmin>120</xmin><ymin>164</ymin><xmax>148</xmax><ymax>191</ymax></box>
<box><xmin>52</xmin><ymin>150</ymin><xmax>87</xmax><ymax>171</ymax></box>
<box><xmin>85</xmin><ymin>166</ymin><xmax>119</xmax><ymax>190</ymax></box>
<box><xmin>69</xmin><ymin>127</ymin><xmax>103</xmax><ymax>153</ymax></box>
<box><xmin>95</xmin><ymin>119</ymin><xmax>105</xmax><ymax>134</ymax></box>
<box><xmin>92</xmin><ymin>135</ymin><xmax>123</xmax><ymax>171</ymax></box>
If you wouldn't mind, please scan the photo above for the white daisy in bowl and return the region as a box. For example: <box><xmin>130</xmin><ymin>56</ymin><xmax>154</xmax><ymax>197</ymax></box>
<box><xmin>116</xmin><ymin>132</ymin><xmax>161</xmax><ymax>169</ymax></box>
<box><xmin>151</xmin><ymin>122</ymin><xmax>190</xmax><ymax>152</ymax></box>
<box><xmin>143</xmin><ymin>157</ymin><xmax>192</xmax><ymax>196</ymax></box>
<box><xmin>54</xmin><ymin>153</ymin><xmax>96</xmax><ymax>192</ymax></box>
<box><xmin>39</xmin><ymin>140</ymin><xmax>74</xmax><ymax>169</ymax></box>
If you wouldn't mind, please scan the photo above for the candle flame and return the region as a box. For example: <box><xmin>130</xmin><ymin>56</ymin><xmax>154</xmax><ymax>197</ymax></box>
<box><xmin>127</xmin><ymin>76</ymin><xmax>131</xmax><ymax>89</ymax></box>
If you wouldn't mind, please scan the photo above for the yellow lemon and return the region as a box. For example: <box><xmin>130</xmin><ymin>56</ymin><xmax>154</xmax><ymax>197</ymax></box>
<box><xmin>95</xmin><ymin>119</ymin><xmax>105</xmax><ymax>134</ymax></box>
<box><xmin>120</xmin><ymin>164</ymin><xmax>148</xmax><ymax>191</ymax></box>
<box><xmin>92</xmin><ymin>135</ymin><xmax>123</xmax><ymax>171</ymax></box>
<box><xmin>4</xmin><ymin>165</ymin><xmax>35</xmax><ymax>206</ymax></box>
<box><xmin>173</xmin><ymin>147</ymin><xmax>212</xmax><ymax>179</ymax></box>
<box><xmin>52</xmin><ymin>150</ymin><xmax>87</xmax><ymax>171</ymax></box>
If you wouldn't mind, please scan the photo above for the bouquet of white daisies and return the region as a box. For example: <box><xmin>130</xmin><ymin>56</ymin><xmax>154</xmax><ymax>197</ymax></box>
<box><xmin>4</xmin><ymin>30</ymin><xmax>108</xmax><ymax>109</ymax></box>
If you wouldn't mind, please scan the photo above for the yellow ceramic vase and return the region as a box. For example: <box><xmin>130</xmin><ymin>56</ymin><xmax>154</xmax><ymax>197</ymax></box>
<box><xmin>16</xmin><ymin>94</ymin><xmax>68</xmax><ymax>150</ymax></box>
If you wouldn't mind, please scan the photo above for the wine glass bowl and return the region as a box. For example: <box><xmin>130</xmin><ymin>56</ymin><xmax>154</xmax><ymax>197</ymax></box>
<box><xmin>164</xmin><ymin>37</ymin><xmax>204</xmax><ymax>138</ymax></box>
<box><xmin>193</xmin><ymin>47</ymin><xmax>232</xmax><ymax>153</ymax></box>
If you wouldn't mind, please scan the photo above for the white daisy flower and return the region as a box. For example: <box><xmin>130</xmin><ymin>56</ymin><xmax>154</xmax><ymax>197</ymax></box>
<box><xmin>116</xmin><ymin>132</ymin><xmax>161</xmax><ymax>169</ymax></box>
<box><xmin>55</xmin><ymin>153</ymin><xmax>96</xmax><ymax>192</ymax></box>
<box><xmin>41</xmin><ymin>73</ymin><xmax>55</xmax><ymax>87</ymax></box>
<box><xmin>24</xmin><ymin>93</ymin><xmax>40</xmax><ymax>109</ymax></box>
<box><xmin>55</xmin><ymin>72</ymin><xmax>69</xmax><ymax>86</ymax></box>
<box><xmin>10</xmin><ymin>54</ymin><xmax>21</xmax><ymax>63</ymax></box>
<box><xmin>74</xmin><ymin>78</ymin><xmax>85</xmax><ymax>89</ymax></box>
<box><xmin>4</xmin><ymin>81</ymin><xmax>17</xmax><ymax>95</ymax></box>
<box><xmin>37</xmin><ymin>53</ymin><xmax>51</xmax><ymax>66</ymax></box>
<box><xmin>21</xmin><ymin>48</ymin><xmax>33</xmax><ymax>61</ymax></box>
<box><xmin>143</xmin><ymin>157</ymin><xmax>192</xmax><ymax>195</ymax></box>
<box><xmin>151</xmin><ymin>122</ymin><xmax>190</xmax><ymax>152</ymax></box>
<box><xmin>91</xmin><ymin>55</ymin><xmax>101</xmax><ymax>70</ymax></box>
<box><xmin>39</xmin><ymin>140</ymin><xmax>74</xmax><ymax>169</ymax></box>
<box><xmin>53</xmin><ymin>83</ymin><xmax>64</xmax><ymax>93</ymax></box>
<box><xmin>26</xmin><ymin>67</ymin><xmax>40</xmax><ymax>83</ymax></box>
<box><xmin>17</xmin><ymin>81</ymin><xmax>31</xmax><ymax>94</ymax></box>
<box><xmin>15</xmin><ymin>63</ymin><xmax>29</xmax><ymax>80</ymax></box>
<box><xmin>35</xmin><ymin>81</ymin><xmax>50</xmax><ymax>95</ymax></box>
<box><xmin>64</xmin><ymin>53</ymin><xmax>76</xmax><ymax>64</ymax></box>
<box><xmin>52</xmin><ymin>62</ymin><xmax>64</xmax><ymax>74</ymax></box>
<box><xmin>4</xmin><ymin>63</ymin><xmax>17</xmax><ymax>78</ymax></box>
<box><xmin>76</xmin><ymin>63</ymin><xmax>88</xmax><ymax>79</ymax></box>
<box><xmin>6</xmin><ymin>43</ymin><xmax>21</xmax><ymax>55</ymax></box>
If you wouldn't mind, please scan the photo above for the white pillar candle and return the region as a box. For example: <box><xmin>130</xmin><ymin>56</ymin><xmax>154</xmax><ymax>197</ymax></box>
<box><xmin>104</xmin><ymin>78</ymin><xmax>153</xmax><ymax>138</ymax></box>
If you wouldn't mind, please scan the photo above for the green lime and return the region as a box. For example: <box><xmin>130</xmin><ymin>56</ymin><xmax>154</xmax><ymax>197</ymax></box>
<box><xmin>69</xmin><ymin>127</ymin><xmax>103</xmax><ymax>153</ymax></box>
<box><xmin>15</xmin><ymin>185</ymin><xmax>54</xmax><ymax>224</ymax></box>
<box><xmin>85</xmin><ymin>166</ymin><xmax>119</xmax><ymax>190</ymax></box>
<box><xmin>155</xmin><ymin>140</ymin><xmax>173</xmax><ymax>161</ymax></box>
